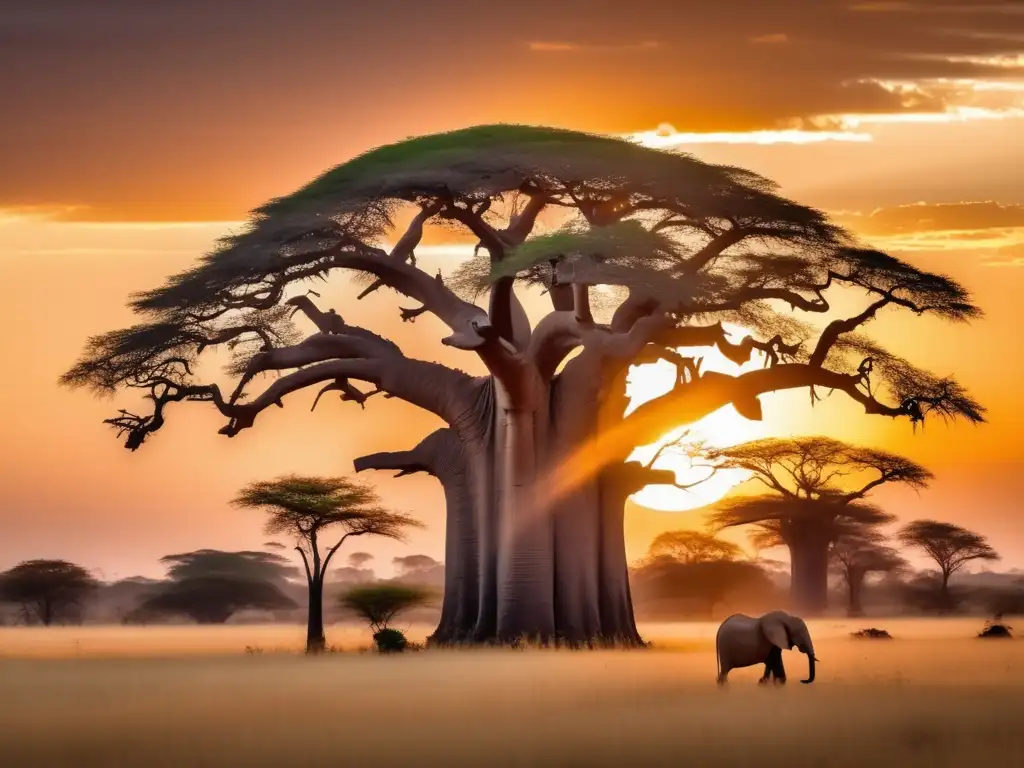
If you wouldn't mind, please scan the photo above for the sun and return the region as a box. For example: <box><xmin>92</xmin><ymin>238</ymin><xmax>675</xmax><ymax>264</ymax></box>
<box><xmin>625</xmin><ymin>324</ymin><xmax>768</xmax><ymax>512</ymax></box>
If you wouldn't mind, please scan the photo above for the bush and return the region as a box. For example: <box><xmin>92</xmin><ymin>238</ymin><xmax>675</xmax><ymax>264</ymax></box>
<box><xmin>373</xmin><ymin>628</ymin><xmax>409</xmax><ymax>653</ymax></box>
<box><xmin>851</xmin><ymin>628</ymin><xmax>892</xmax><ymax>639</ymax></box>
<box><xmin>978</xmin><ymin>614</ymin><xmax>1013</xmax><ymax>639</ymax></box>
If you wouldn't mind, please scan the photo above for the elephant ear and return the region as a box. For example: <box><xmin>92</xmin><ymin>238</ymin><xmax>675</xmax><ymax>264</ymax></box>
<box><xmin>760</xmin><ymin>612</ymin><xmax>791</xmax><ymax>650</ymax></box>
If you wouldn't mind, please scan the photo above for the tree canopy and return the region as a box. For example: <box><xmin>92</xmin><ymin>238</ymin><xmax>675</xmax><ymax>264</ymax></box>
<box><xmin>0</xmin><ymin>560</ymin><xmax>98</xmax><ymax>626</ymax></box>
<box><xmin>132</xmin><ymin>576</ymin><xmax>297</xmax><ymax>624</ymax></box>
<box><xmin>898</xmin><ymin>520</ymin><xmax>999</xmax><ymax>582</ymax></box>
<box><xmin>158</xmin><ymin>549</ymin><xmax>300</xmax><ymax>586</ymax></box>
<box><xmin>232</xmin><ymin>475</ymin><xmax>422</xmax><ymax>584</ymax></box>
<box><xmin>340</xmin><ymin>583</ymin><xmax>433</xmax><ymax>633</ymax></box>
<box><xmin>644</xmin><ymin>530</ymin><xmax>743</xmax><ymax>564</ymax></box>
<box><xmin>706</xmin><ymin>436</ymin><xmax>930</xmax><ymax>544</ymax></box>
<box><xmin>63</xmin><ymin>123</ymin><xmax>982</xmax><ymax>456</ymax></box>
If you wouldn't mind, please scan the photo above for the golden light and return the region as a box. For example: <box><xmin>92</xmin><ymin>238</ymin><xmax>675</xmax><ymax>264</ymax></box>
<box><xmin>625</xmin><ymin>324</ymin><xmax>768</xmax><ymax>512</ymax></box>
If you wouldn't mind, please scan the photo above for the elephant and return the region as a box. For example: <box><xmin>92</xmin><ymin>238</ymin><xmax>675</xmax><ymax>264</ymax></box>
<box><xmin>715</xmin><ymin>610</ymin><xmax>818</xmax><ymax>685</ymax></box>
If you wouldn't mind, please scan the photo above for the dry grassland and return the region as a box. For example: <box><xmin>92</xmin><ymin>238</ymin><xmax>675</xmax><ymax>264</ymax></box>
<box><xmin>0</xmin><ymin>619</ymin><xmax>1019</xmax><ymax>767</ymax></box>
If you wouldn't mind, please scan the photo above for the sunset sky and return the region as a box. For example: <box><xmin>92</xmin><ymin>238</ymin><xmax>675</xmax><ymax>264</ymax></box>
<box><xmin>2</xmin><ymin>0</ymin><xmax>1023</xmax><ymax>579</ymax></box>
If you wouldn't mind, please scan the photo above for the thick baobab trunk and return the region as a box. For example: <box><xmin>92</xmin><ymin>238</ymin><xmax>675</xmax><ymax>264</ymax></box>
<box><xmin>787</xmin><ymin>532</ymin><xmax>832</xmax><ymax>615</ymax></box>
<box><xmin>306</xmin><ymin>577</ymin><xmax>326</xmax><ymax>653</ymax></box>
<box><xmin>356</xmin><ymin>376</ymin><xmax>648</xmax><ymax>646</ymax></box>
<box><xmin>355</xmin><ymin>292</ymin><xmax>649</xmax><ymax>646</ymax></box>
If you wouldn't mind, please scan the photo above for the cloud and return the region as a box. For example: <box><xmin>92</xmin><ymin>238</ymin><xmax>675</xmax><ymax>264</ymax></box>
<box><xmin>2</xmin><ymin>0</ymin><xmax>1024</xmax><ymax>220</ymax></box>
<box><xmin>835</xmin><ymin>201</ymin><xmax>1024</xmax><ymax>265</ymax></box>
<box><xmin>837</xmin><ymin>201</ymin><xmax>1024</xmax><ymax>235</ymax></box>
<box><xmin>526</xmin><ymin>40</ymin><xmax>661</xmax><ymax>53</ymax></box>
<box><xmin>749</xmin><ymin>33</ymin><xmax>789</xmax><ymax>44</ymax></box>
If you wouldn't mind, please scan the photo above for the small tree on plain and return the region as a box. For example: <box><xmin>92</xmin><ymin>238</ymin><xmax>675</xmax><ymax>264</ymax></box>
<box><xmin>0</xmin><ymin>560</ymin><xmax>98</xmax><ymax>626</ymax></box>
<box><xmin>829</xmin><ymin>525</ymin><xmax>907</xmax><ymax>617</ymax></box>
<box><xmin>898</xmin><ymin>519</ymin><xmax>999</xmax><ymax>611</ymax></box>
<box><xmin>340</xmin><ymin>583</ymin><xmax>433</xmax><ymax>652</ymax></box>
<box><xmin>233</xmin><ymin>475</ymin><xmax>423</xmax><ymax>653</ymax></box>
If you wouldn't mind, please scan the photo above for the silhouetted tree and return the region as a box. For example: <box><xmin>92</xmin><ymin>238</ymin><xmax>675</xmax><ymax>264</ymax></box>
<box><xmin>63</xmin><ymin>125</ymin><xmax>984</xmax><ymax>645</ymax></box>
<box><xmin>0</xmin><ymin>560</ymin><xmax>98</xmax><ymax>626</ymax></box>
<box><xmin>233</xmin><ymin>475</ymin><xmax>422</xmax><ymax>653</ymax></box>
<box><xmin>132</xmin><ymin>576</ymin><xmax>296</xmax><ymax>624</ymax></box>
<box><xmin>898</xmin><ymin>520</ymin><xmax>999</xmax><ymax>611</ymax></box>
<box><xmin>707</xmin><ymin>437</ymin><xmax>931</xmax><ymax>614</ymax></box>
<box><xmin>645</xmin><ymin>530</ymin><xmax>743</xmax><ymax>564</ymax></box>
<box><xmin>830</xmin><ymin>525</ymin><xmax>907</xmax><ymax>617</ymax></box>
<box><xmin>348</xmin><ymin>552</ymin><xmax>374</xmax><ymax>568</ymax></box>
<box><xmin>340</xmin><ymin>583</ymin><xmax>433</xmax><ymax>652</ymax></box>
<box><xmin>632</xmin><ymin>558</ymin><xmax>774</xmax><ymax>620</ymax></box>
<box><xmin>159</xmin><ymin>549</ymin><xmax>300</xmax><ymax>586</ymax></box>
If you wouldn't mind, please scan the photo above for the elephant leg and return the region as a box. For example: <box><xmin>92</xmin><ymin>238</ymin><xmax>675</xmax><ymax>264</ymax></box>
<box><xmin>774</xmin><ymin>654</ymin><xmax>787</xmax><ymax>685</ymax></box>
<box><xmin>765</xmin><ymin>647</ymin><xmax>786</xmax><ymax>684</ymax></box>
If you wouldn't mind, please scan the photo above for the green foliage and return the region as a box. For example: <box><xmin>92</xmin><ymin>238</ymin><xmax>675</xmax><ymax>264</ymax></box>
<box><xmin>60</xmin><ymin>121</ymin><xmax>984</xmax><ymax>456</ymax></box>
<box><xmin>372</xmin><ymin>627</ymin><xmax>409</xmax><ymax>653</ymax></box>
<box><xmin>340</xmin><ymin>583</ymin><xmax>433</xmax><ymax>633</ymax></box>
<box><xmin>232</xmin><ymin>475</ymin><xmax>423</xmax><ymax>571</ymax></box>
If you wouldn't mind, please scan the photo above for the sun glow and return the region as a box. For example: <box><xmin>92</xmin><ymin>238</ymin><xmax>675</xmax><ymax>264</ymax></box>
<box><xmin>625</xmin><ymin>324</ymin><xmax>768</xmax><ymax>512</ymax></box>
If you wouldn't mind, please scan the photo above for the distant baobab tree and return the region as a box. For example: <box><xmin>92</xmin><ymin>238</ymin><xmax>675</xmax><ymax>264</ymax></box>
<box><xmin>233</xmin><ymin>475</ymin><xmax>422</xmax><ymax>653</ymax></box>
<box><xmin>898</xmin><ymin>519</ymin><xmax>999</xmax><ymax>610</ymax></box>
<box><xmin>707</xmin><ymin>437</ymin><xmax>932</xmax><ymax>614</ymax></box>
<box><xmin>829</xmin><ymin>525</ymin><xmax>907</xmax><ymax>617</ymax></box>
<box><xmin>63</xmin><ymin>125</ymin><xmax>983</xmax><ymax>645</ymax></box>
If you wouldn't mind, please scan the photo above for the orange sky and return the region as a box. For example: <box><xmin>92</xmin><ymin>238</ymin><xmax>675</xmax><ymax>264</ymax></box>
<box><xmin>1</xmin><ymin>1</ymin><xmax>1023</xmax><ymax>578</ymax></box>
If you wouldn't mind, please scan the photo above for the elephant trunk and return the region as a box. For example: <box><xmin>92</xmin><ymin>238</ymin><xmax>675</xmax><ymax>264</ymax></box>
<box><xmin>801</xmin><ymin>652</ymin><xmax>816</xmax><ymax>684</ymax></box>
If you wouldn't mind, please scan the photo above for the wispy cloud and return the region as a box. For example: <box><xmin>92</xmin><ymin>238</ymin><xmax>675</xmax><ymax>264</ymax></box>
<box><xmin>749</xmin><ymin>33</ymin><xmax>789</xmax><ymax>45</ymax></box>
<box><xmin>629</xmin><ymin>123</ymin><xmax>871</xmax><ymax>147</ymax></box>
<box><xmin>835</xmin><ymin>201</ymin><xmax>1024</xmax><ymax>266</ymax></box>
<box><xmin>527</xmin><ymin>40</ymin><xmax>661</xmax><ymax>53</ymax></box>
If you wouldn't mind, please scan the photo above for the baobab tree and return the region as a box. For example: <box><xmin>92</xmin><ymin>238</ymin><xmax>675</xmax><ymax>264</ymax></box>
<box><xmin>707</xmin><ymin>437</ymin><xmax>932</xmax><ymax>613</ymax></box>
<box><xmin>62</xmin><ymin>125</ymin><xmax>983</xmax><ymax>645</ymax></box>
<box><xmin>830</xmin><ymin>525</ymin><xmax>907</xmax><ymax>617</ymax></box>
<box><xmin>898</xmin><ymin>519</ymin><xmax>999</xmax><ymax>610</ymax></box>
<box><xmin>233</xmin><ymin>475</ymin><xmax>422</xmax><ymax>653</ymax></box>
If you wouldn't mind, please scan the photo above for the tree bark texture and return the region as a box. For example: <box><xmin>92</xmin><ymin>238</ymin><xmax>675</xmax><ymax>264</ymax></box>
<box><xmin>355</xmin><ymin>330</ymin><xmax>648</xmax><ymax>646</ymax></box>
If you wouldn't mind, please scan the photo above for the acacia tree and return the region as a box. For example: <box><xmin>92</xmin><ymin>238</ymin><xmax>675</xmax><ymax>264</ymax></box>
<box><xmin>0</xmin><ymin>560</ymin><xmax>98</xmax><ymax>626</ymax></box>
<box><xmin>233</xmin><ymin>475</ymin><xmax>422</xmax><ymax>653</ymax></box>
<box><xmin>707</xmin><ymin>437</ymin><xmax>932</xmax><ymax>613</ymax></box>
<box><xmin>159</xmin><ymin>549</ymin><xmax>300</xmax><ymax>586</ymax></box>
<box><xmin>644</xmin><ymin>530</ymin><xmax>744</xmax><ymax>564</ymax></box>
<box><xmin>632</xmin><ymin>532</ymin><xmax>772</xmax><ymax>620</ymax></box>
<box><xmin>63</xmin><ymin>125</ymin><xmax>983</xmax><ymax>645</ymax></box>
<box><xmin>829</xmin><ymin>525</ymin><xmax>907</xmax><ymax>617</ymax></box>
<box><xmin>898</xmin><ymin>519</ymin><xmax>999</xmax><ymax>609</ymax></box>
<box><xmin>131</xmin><ymin>576</ymin><xmax>296</xmax><ymax>624</ymax></box>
